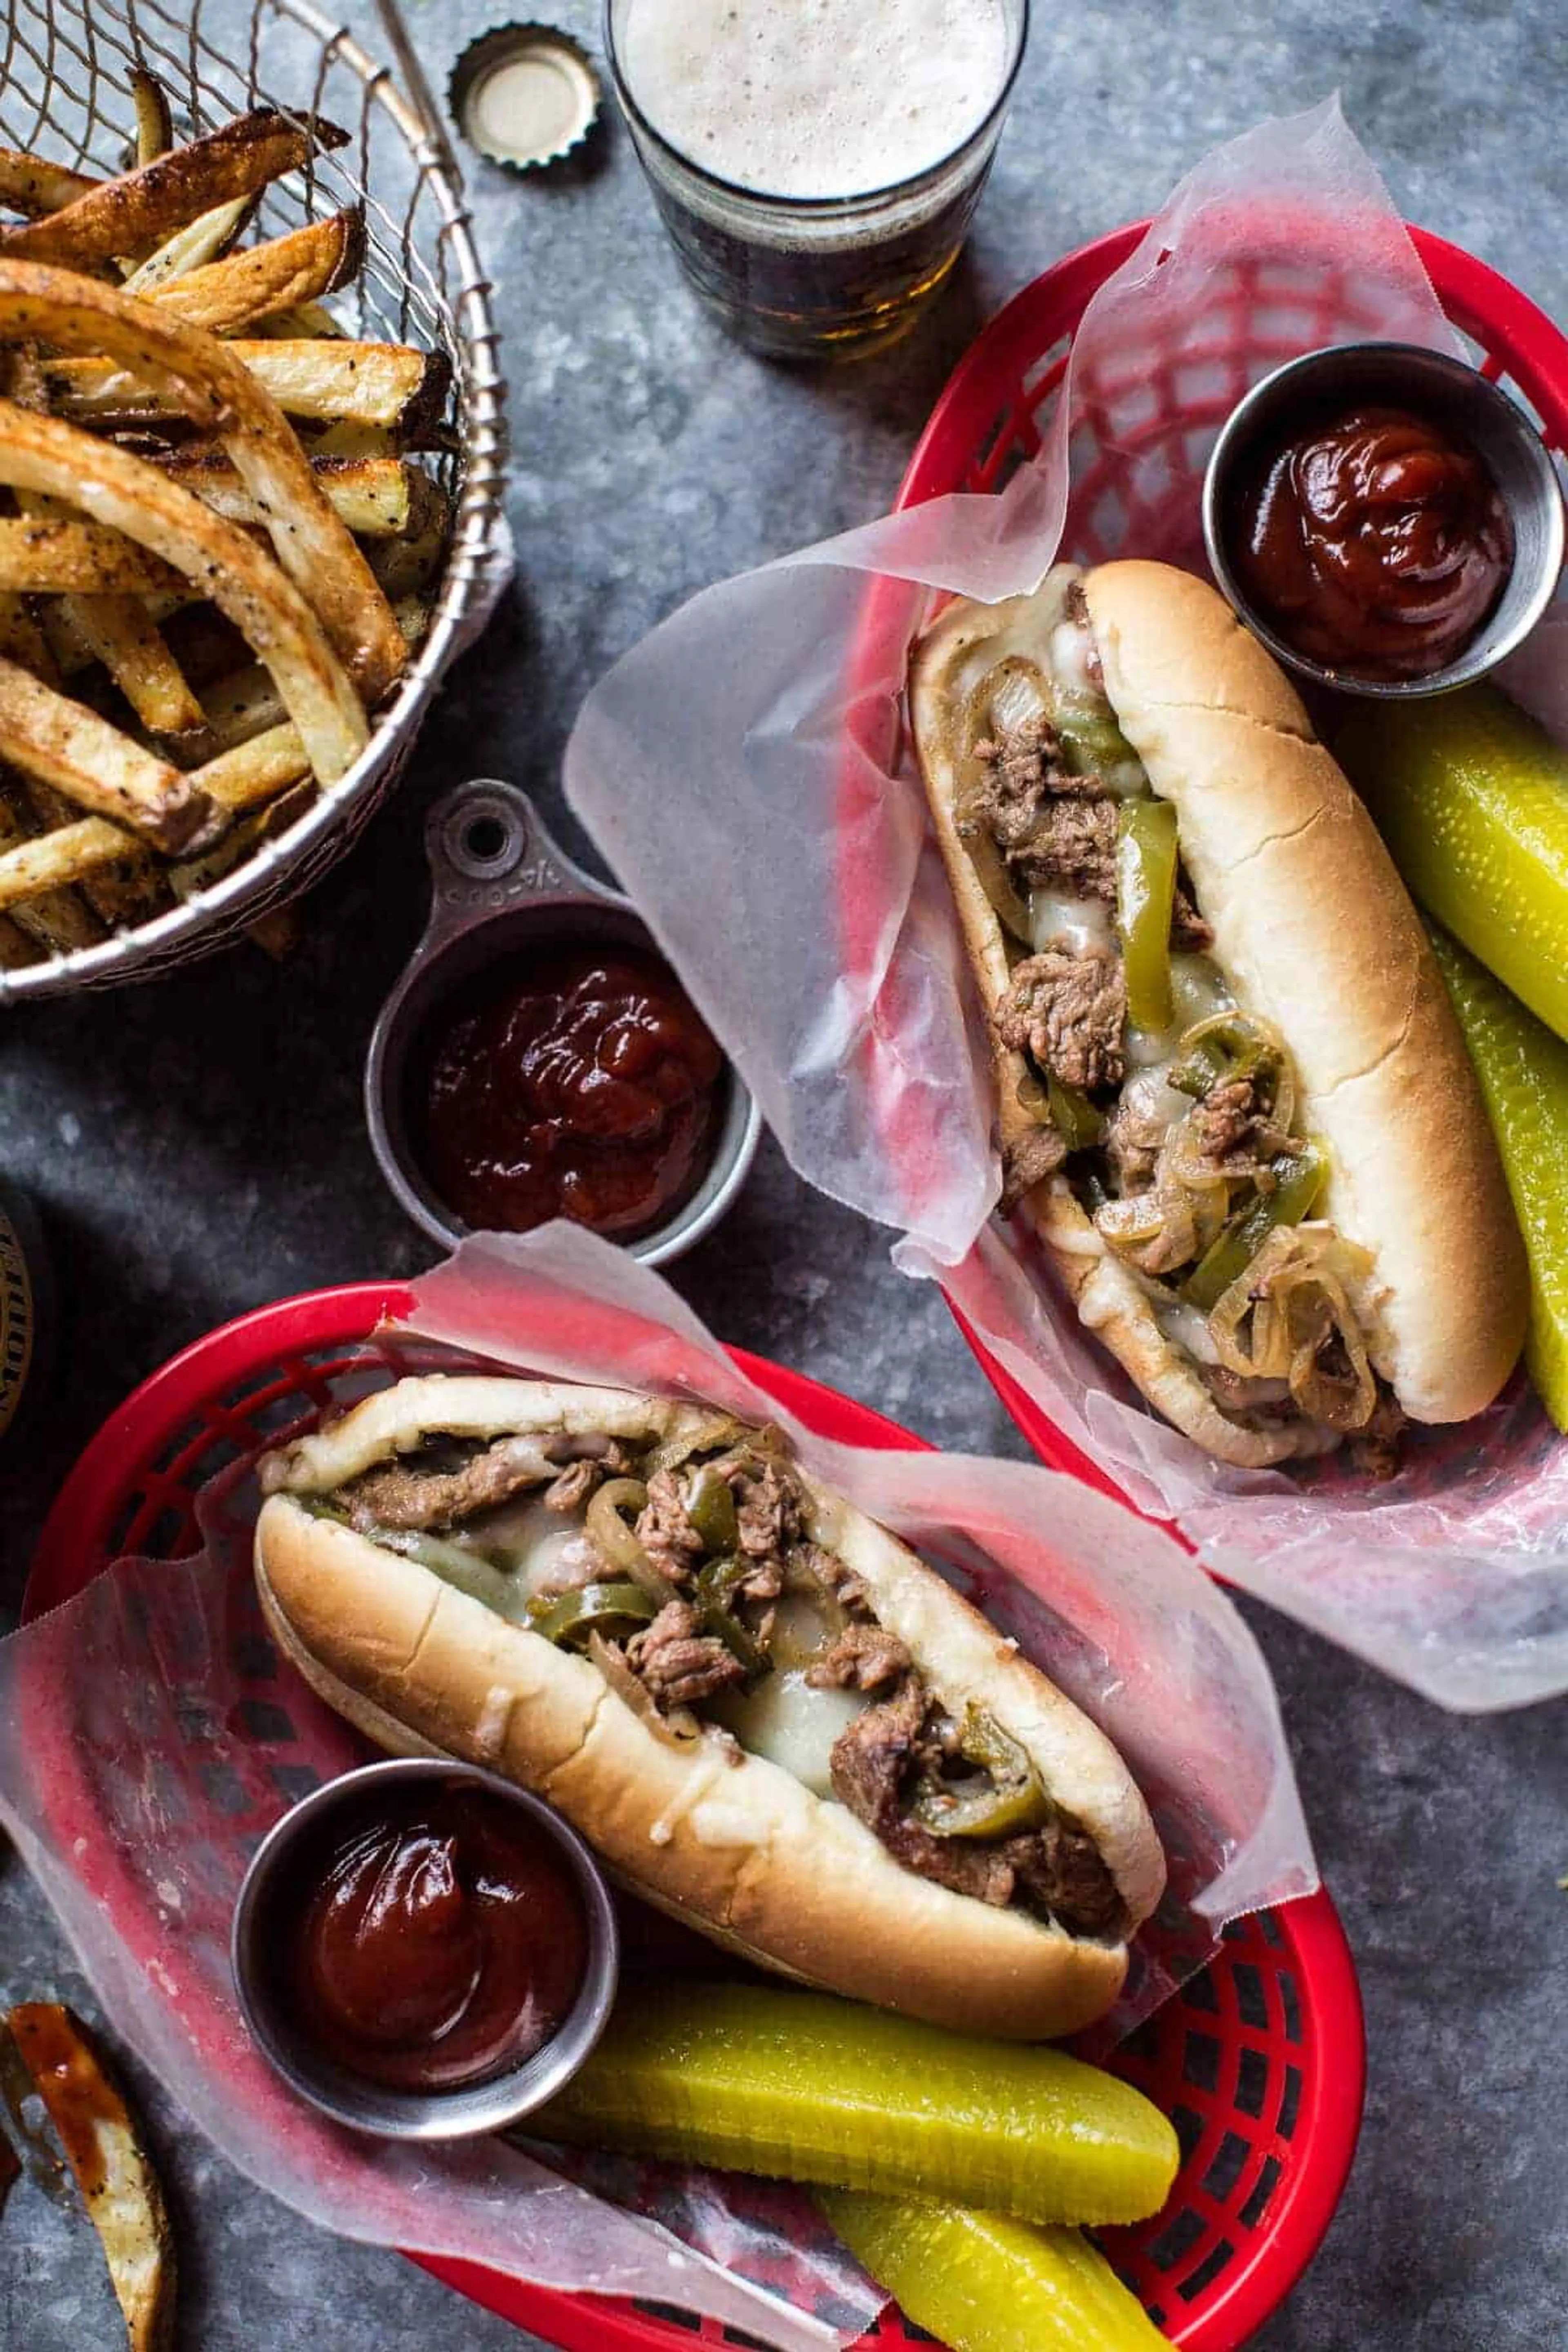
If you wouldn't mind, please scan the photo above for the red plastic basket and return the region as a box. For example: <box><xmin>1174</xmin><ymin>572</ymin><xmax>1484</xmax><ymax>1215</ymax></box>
<box><xmin>26</xmin><ymin>1281</ymin><xmax>1362</xmax><ymax>2351</ymax></box>
<box><xmin>885</xmin><ymin>219</ymin><xmax>1568</xmax><ymax>1477</ymax></box>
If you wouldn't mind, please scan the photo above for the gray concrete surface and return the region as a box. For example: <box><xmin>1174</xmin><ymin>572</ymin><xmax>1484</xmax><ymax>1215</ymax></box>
<box><xmin>2</xmin><ymin>0</ymin><xmax>1566</xmax><ymax>2345</ymax></box>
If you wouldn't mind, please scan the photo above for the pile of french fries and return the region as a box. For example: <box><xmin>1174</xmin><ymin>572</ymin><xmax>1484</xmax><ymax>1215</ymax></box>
<box><xmin>0</xmin><ymin>71</ymin><xmax>453</xmax><ymax>971</ymax></box>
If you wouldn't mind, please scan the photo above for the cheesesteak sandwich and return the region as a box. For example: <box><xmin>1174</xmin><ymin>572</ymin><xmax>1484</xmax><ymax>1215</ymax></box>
<box><xmin>911</xmin><ymin>559</ymin><xmax>1527</xmax><ymax>1471</ymax></box>
<box><xmin>255</xmin><ymin>1375</ymin><xmax>1165</xmax><ymax>2039</ymax></box>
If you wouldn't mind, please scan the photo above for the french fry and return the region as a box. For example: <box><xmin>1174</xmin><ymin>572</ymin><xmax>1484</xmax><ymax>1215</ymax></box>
<box><xmin>309</xmin><ymin>419</ymin><xmax>396</xmax><ymax>459</ymax></box>
<box><xmin>0</xmin><ymin>775</ymin><xmax>104</xmax><ymax>949</ymax></box>
<box><xmin>0</xmin><ymin>592</ymin><xmax>156</xmax><ymax>929</ymax></box>
<box><xmin>0</xmin><ymin>109</ymin><xmax>346</xmax><ymax>267</ymax></box>
<box><xmin>0</xmin><ymin>400</ymin><xmax>369</xmax><ymax>780</ymax></box>
<box><xmin>256</xmin><ymin>296</ymin><xmax>345</xmax><ymax>339</ymax></box>
<box><xmin>158</xmin><ymin>445</ymin><xmax>413</xmax><ymax>535</ymax></box>
<box><xmin>20</xmin><ymin>772</ymin><xmax>168</xmax><ymax>930</ymax></box>
<box><xmin>120</xmin><ymin>193</ymin><xmax>257</xmax><ymax>294</ymax></box>
<box><xmin>0</xmin><ymin>514</ymin><xmax>182</xmax><ymax>594</ymax></box>
<box><xmin>201</xmin><ymin>661</ymin><xmax>284</xmax><ymax>749</ymax></box>
<box><xmin>0</xmin><ymin>907</ymin><xmax>35</xmax><ymax>966</ymax></box>
<box><xmin>168</xmin><ymin>773</ymin><xmax>314</xmax><ymax>899</ymax></box>
<box><xmin>61</xmin><ymin>590</ymin><xmax>209</xmax><ymax>746</ymax></box>
<box><xmin>0</xmin><ymin>655</ymin><xmax>212</xmax><ymax>849</ymax></box>
<box><xmin>368</xmin><ymin>470</ymin><xmax>451</xmax><ymax>600</ymax></box>
<box><xmin>149</xmin><ymin>210</ymin><xmax>364</xmax><ymax>335</ymax></box>
<box><xmin>128</xmin><ymin>68</ymin><xmax>174</xmax><ymax>169</ymax></box>
<box><xmin>0</xmin><ymin>584</ymin><xmax>53</xmax><ymax>670</ymax></box>
<box><xmin>47</xmin><ymin>336</ymin><xmax>451</xmax><ymax>439</ymax></box>
<box><xmin>0</xmin><ymin>262</ymin><xmax>406</xmax><ymax>701</ymax></box>
<box><xmin>0</xmin><ymin>717</ymin><xmax>308</xmax><ymax>909</ymax></box>
<box><xmin>8</xmin><ymin>2004</ymin><xmax>176</xmax><ymax>2352</ymax></box>
<box><xmin>12</xmin><ymin>487</ymin><xmax>210</xmax><ymax>749</ymax></box>
<box><xmin>195</xmin><ymin>718</ymin><xmax>311</xmax><ymax>807</ymax></box>
<box><xmin>0</xmin><ymin>149</ymin><xmax>99</xmax><ymax>220</ymax></box>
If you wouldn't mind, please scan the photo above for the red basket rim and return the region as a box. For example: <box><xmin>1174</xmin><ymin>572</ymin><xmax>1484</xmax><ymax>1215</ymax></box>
<box><xmin>23</xmin><ymin>1279</ymin><xmax>1363</xmax><ymax>2351</ymax></box>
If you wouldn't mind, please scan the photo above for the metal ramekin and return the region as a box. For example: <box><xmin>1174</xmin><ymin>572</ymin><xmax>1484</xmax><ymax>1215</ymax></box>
<box><xmin>232</xmin><ymin>1757</ymin><xmax>619</xmax><ymax>2138</ymax></box>
<box><xmin>365</xmin><ymin>781</ymin><xmax>762</xmax><ymax>1263</ymax></box>
<box><xmin>1203</xmin><ymin>341</ymin><xmax>1565</xmax><ymax>698</ymax></box>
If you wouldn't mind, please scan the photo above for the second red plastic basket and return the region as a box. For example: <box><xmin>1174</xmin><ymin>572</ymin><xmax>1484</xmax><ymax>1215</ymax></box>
<box><xmin>27</xmin><ymin>1282</ymin><xmax>1363</xmax><ymax>2352</ymax></box>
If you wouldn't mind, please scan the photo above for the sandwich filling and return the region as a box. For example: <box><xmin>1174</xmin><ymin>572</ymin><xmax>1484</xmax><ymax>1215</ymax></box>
<box><xmin>944</xmin><ymin>568</ymin><xmax>1401</xmax><ymax>1469</ymax></box>
<box><xmin>273</xmin><ymin>1414</ymin><xmax>1127</xmax><ymax>1940</ymax></box>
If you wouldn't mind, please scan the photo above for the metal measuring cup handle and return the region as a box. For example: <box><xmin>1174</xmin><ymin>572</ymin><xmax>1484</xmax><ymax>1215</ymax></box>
<box><xmin>419</xmin><ymin>778</ymin><xmax>635</xmax><ymax>942</ymax></box>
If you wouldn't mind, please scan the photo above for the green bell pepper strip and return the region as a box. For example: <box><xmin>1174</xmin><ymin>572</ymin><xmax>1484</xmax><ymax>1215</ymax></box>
<box><xmin>684</xmin><ymin>1461</ymin><xmax>739</xmax><ymax>1554</ymax></box>
<box><xmin>1114</xmin><ymin>800</ymin><xmax>1178</xmax><ymax>1034</ymax></box>
<box><xmin>695</xmin><ymin>1556</ymin><xmax>771</xmax><ymax>1682</ymax></box>
<box><xmin>1167</xmin><ymin>1014</ymin><xmax>1273</xmax><ymax>1099</ymax></box>
<box><xmin>1019</xmin><ymin>1069</ymin><xmax>1102</xmax><ymax>1152</ymax></box>
<box><xmin>1183</xmin><ymin>1142</ymin><xmax>1329</xmax><ymax>1310</ymax></box>
<box><xmin>1047</xmin><ymin>1075</ymin><xmax>1104</xmax><ymax>1152</ymax></box>
<box><xmin>1053</xmin><ymin>695</ymin><xmax>1141</xmax><ymax>780</ymax></box>
<box><xmin>911</xmin><ymin>1708</ymin><xmax>1054</xmax><ymax>1841</ymax></box>
<box><xmin>528</xmin><ymin>1581</ymin><xmax>659</xmax><ymax>1649</ymax></box>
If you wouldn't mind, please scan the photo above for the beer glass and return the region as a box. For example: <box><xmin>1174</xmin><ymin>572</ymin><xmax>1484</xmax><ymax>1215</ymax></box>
<box><xmin>605</xmin><ymin>0</ymin><xmax>1029</xmax><ymax>360</ymax></box>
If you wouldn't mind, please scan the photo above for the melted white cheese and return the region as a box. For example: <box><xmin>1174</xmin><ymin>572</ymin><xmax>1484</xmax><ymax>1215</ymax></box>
<box><xmin>1028</xmin><ymin>889</ymin><xmax>1115</xmax><ymax>958</ymax></box>
<box><xmin>713</xmin><ymin>1671</ymin><xmax>869</xmax><ymax>1800</ymax></box>
<box><xmin>455</xmin><ymin>1495</ymin><xmax>597</xmax><ymax>1597</ymax></box>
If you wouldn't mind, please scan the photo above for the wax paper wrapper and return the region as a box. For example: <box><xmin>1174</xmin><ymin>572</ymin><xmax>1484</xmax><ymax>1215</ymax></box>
<box><xmin>566</xmin><ymin>97</ymin><xmax>1568</xmax><ymax>1713</ymax></box>
<box><xmin>0</xmin><ymin>1226</ymin><xmax>1312</xmax><ymax>2347</ymax></box>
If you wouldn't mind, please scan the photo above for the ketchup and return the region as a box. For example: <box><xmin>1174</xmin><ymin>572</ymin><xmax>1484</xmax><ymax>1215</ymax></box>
<box><xmin>1233</xmin><ymin>403</ymin><xmax>1513</xmax><ymax>679</ymax></box>
<box><xmin>408</xmin><ymin>947</ymin><xmax>725</xmax><ymax>1242</ymax></box>
<box><xmin>283</xmin><ymin>1786</ymin><xmax>588</xmax><ymax>2092</ymax></box>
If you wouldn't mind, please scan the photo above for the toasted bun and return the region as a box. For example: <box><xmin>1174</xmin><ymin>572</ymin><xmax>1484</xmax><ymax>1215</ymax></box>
<box><xmin>911</xmin><ymin>561</ymin><xmax>1526</xmax><ymax>1451</ymax></box>
<box><xmin>254</xmin><ymin>1376</ymin><xmax>1165</xmax><ymax>2041</ymax></box>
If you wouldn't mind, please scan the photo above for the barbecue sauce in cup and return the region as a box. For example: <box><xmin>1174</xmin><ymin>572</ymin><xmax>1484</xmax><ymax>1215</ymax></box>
<box><xmin>285</xmin><ymin>1784</ymin><xmax>588</xmax><ymax>2093</ymax></box>
<box><xmin>1234</xmin><ymin>403</ymin><xmax>1513</xmax><ymax>680</ymax></box>
<box><xmin>406</xmin><ymin>946</ymin><xmax>724</xmax><ymax>1243</ymax></box>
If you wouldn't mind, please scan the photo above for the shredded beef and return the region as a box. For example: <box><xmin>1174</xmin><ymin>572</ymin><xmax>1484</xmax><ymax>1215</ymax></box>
<box><xmin>1189</xmin><ymin>1072</ymin><xmax>1289</xmax><ymax>1173</ymax></box>
<box><xmin>794</xmin><ymin>1542</ymin><xmax>870</xmax><ymax>1617</ymax></box>
<box><xmin>972</xmin><ymin>713</ymin><xmax>1105</xmax><ymax>828</ymax></box>
<box><xmin>830</xmin><ymin>1679</ymin><xmax>1125</xmax><ymax>1936</ymax></box>
<box><xmin>807</xmin><ymin>1622</ymin><xmax>912</xmax><ymax>1693</ymax></box>
<box><xmin>995</xmin><ymin>944</ymin><xmax>1126</xmax><ymax>1094</ymax></box>
<box><xmin>739</xmin><ymin>1557</ymin><xmax>784</xmax><ymax>1603</ymax></box>
<box><xmin>731</xmin><ymin>1458</ymin><xmax>802</xmax><ymax>1558</ymax></box>
<box><xmin>1172</xmin><ymin>891</ymin><xmax>1214</xmax><ymax>951</ymax></box>
<box><xmin>628</xmin><ymin>1600</ymin><xmax>747</xmax><ymax>1708</ymax></box>
<box><xmin>1103</xmin><ymin>1087</ymin><xmax>1167</xmax><ymax>1194</ymax></box>
<box><xmin>635</xmin><ymin>1467</ymin><xmax>706</xmax><ymax>1583</ymax></box>
<box><xmin>1015</xmin><ymin>793</ymin><xmax>1120</xmax><ymax>899</ymax></box>
<box><xmin>1001</xmin><ymin>1823</ymin><xmax>1127</xmax><ymax>1936</ymax></box>
<box><xmin>345</xmin><ymin>1433</ymin><xmax>557</xmax><ymax>1532</ymax></box>
<box><xmin>542</xmin><ymin>1459</ymin><xmax>600</xmax><ymax>1513</ymax></box>
<box><xmin>1001</xmin><ymin>1121</ymin><xmax>1068</xmax><ymax>1210</ymax></box>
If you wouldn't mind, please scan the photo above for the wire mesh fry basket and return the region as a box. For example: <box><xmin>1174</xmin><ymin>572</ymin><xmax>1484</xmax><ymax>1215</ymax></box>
<box><xmin>0</xmin><ymin>0</ymin><xmax>507</xmax><ymax>1000</ymax></box>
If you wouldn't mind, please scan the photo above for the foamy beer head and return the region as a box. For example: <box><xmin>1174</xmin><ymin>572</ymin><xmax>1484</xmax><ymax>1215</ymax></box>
<box><xmin>609</xmin><ymin>0</ymin><xmax>1025</xmax><ymax>354</ymax></box>
<box><xmin>619</xmin><ymin>0</ymin><xmax>1012</xmax><ymax>200</ymax></box>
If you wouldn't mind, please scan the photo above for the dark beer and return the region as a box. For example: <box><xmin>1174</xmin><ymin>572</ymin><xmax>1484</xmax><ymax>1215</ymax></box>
<box><xmin>606</xmin><ymin>0</ymin><xmax>1027</xmax><ymax>359</ymax></box>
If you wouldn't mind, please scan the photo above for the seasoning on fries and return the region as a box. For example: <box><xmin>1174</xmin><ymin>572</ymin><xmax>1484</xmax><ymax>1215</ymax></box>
<box><xmin>0</xmin><ymin>67</ymin><xmax>455</xmax><ymax>973</ymax></box>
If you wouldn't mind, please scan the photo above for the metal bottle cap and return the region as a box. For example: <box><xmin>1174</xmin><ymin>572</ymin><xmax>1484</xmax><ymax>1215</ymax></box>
<box><xmin>448</xmin><ymin>24</ymin><xmax>602</xmax><ymax>175</ymax></box>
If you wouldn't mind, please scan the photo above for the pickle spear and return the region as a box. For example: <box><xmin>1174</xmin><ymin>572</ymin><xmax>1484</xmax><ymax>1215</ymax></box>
<box><xmin>533</xmin><ymin>1983</ymin><xmax>1178</xmax><ymax>2226</ymax></box>
<box><xmin>821</xmin><ymin>2192</ymin><xmax>1170</xmax><ymax>2352</ymax></box>
<box><xmin>1337</xmin><ymin>685</ymin><xmax>1568</xmax><ymax>1042</ymax></box>
<box><xmin>1427</xmin><ymin>922</ymin><xmax>1568</xmax><ymax>1429</ymax></box>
